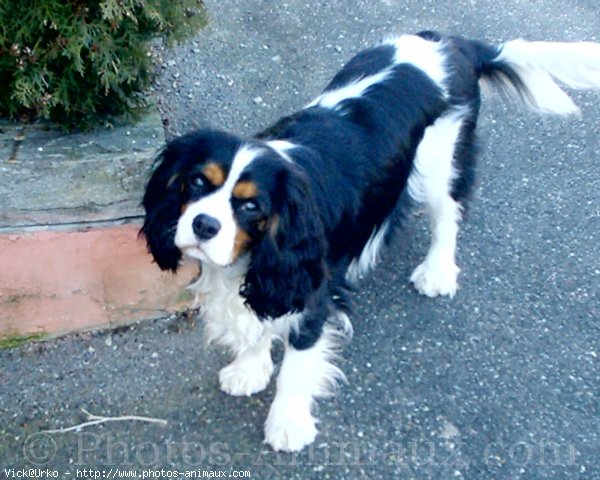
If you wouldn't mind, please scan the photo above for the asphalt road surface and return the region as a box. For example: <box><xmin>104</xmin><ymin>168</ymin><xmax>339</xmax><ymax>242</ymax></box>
<box><xmin>2</xmin><ymin>1</ymin><xmax>599</xmax><ymax>478</ymax></box>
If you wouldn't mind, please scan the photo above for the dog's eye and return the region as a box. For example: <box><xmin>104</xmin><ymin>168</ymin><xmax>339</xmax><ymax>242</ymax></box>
<box><xmin>240</xmin><ymin>200</ymin><xmax>258</xmax><ymax>212</ymax></box>
<box><xmin>190</xmin><ymin>175</ymin><xmax>205</xmax><ymax>188</ymax></box>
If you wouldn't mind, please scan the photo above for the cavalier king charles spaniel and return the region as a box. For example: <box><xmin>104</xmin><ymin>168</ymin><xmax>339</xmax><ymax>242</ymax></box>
<box><xmin>142</xmin><ymin>31</ymin><xmax>600</xmax><ymax>451</ymax></box>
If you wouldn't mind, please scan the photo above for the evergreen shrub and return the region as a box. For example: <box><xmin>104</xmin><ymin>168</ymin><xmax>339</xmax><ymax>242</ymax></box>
<box><xmin>0</xmin><ymin>0</ymin><xmax>206</xmax><ymax>129</ymax></box>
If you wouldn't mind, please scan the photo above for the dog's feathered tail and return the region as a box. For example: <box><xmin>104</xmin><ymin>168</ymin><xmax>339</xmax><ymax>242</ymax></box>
<box><xmin>474</xmin><ymin>38</ymin><xmax>600</xmax><ymax>114</ymax></box>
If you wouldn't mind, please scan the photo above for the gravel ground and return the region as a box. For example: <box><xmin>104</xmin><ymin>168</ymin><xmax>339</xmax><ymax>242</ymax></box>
<box><xmin>2</xmin><ymin>1</ymin><xmax>600</xmax><ymax>479</ymax></box>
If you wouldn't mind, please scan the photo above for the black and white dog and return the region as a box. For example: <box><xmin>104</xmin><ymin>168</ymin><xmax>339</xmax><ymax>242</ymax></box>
<box><xmin>142</xmin><ymin>31</ymin><xmax>600</xmax><ymax>451</ymax></box>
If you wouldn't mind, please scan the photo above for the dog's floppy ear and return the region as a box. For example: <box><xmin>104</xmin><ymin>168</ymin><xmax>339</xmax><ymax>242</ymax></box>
<box><xmin>140</xmin><ymin>145</ymin><xmax>185</xmax><ymax>272</ymax></box>
<box><xmin>241</xmin><ymin>165</ymin><xmax>326</xmax><ymax>319</ymax></box>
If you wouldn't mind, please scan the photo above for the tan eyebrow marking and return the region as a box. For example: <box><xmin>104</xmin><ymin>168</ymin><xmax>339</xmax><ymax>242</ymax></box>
<box><xmin>232</xmin><ymin>180</ymin><xmax>258</xmax><ymax>199</ymax></box>
<box><xmin>202</xmin><ymin>162</ymin><xmax>226</xmax><ymax>186</ymax></box>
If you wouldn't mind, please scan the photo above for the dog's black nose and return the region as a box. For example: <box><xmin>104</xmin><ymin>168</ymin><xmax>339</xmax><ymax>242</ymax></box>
<box><xmin>192</xmin><ymin>214</ymin><xmax>221</xmax><ymax>240</ymax></box>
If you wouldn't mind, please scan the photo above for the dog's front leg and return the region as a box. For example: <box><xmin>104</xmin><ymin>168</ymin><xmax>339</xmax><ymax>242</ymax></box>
<box><xmin>264</xmin><ymin>323</ymin><xmax>344</xmax><ymax>452</ymax></box>
<box><xmin>219</xmin><ymin>331</ymin><xmax>274</xmax><ymax>397</ymax></box>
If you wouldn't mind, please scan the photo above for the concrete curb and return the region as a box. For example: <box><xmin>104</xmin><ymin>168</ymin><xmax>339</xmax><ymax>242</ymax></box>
<box><xmin>0</xmin><ymin>112</ymin><xmax>197</xmax><ymax>343</ymax></box>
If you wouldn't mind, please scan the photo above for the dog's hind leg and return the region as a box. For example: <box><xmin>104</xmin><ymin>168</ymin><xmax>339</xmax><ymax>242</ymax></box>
<box><xmin>408</xmin><ymin>107</ymin><xmax>475</xmax><ymax>298</ymax></box>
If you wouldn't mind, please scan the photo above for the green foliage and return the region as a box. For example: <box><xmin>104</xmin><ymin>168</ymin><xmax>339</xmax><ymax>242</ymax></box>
<box><xmin>0</xmin><ymin>0</ymin><xmax>206</xmax><ymax>130</ymax></box>
<box><xmin>0</xmin><ymin>332</ymin><xmax>46</xmax><ymax>349</ymax></box>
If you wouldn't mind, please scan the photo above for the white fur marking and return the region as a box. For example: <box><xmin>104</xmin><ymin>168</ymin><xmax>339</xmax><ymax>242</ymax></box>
<box><xmin>410</xmin><ymin>200</ymin><xmax>461</xmax><ymax>298</ymax></box>
<box><xmin>264</xmin><ymin>327</ymin><xmax>345</xmax><ymax>451</ymax></box>
<box><xmin>189</xmin><ymin>258</ymin><xmax>266</xmax><ymax>356</ymax></box>
<box><xmin>385</xmin><ymin>34</ymin><xmax>448</xmax><ymax>95</ymax></box>
<box><xmin>266</xmin><ymin>140</ymin><xmax>297</xmax><ymax>163</ymax></box>
<box><xmin>308</xmin><ymin>70</ymin><xmax>392</xmax><ymax>109</ymax></box>
<box><xmin>346</xmin><ymin>220</ymin><xmax>390</xmax><ymax>283</ymax></box>
<box><xmin>175</xmin><ymin>145</ymin><xmax>261</xmax><ymax>266</ymax></box>
<box><xmin>407</xmin><ymin>109</ymin><xmax>466</xmax><ymax>204</ymax></box>
<box><xmin>408</xmin><ymin>109</ymin><xmax>467</xmax><ymax>297</ymax></box>
<box><xmin>308</xmin><ymin>35</ymin><xmax>448</xmax><ymax>111</ymax></box>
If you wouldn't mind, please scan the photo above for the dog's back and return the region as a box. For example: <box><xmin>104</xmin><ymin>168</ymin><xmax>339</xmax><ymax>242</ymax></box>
<box><xmin>257</xmin><ymin>31</ymin><xmax>600</xmax><ymax>288</ymax></box>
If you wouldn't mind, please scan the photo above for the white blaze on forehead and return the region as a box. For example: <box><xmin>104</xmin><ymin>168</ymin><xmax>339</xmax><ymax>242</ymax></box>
<box><xmin>174</xmin><ymin>144</ymin><xmax>262</xmax><ymax>266</ymax></box>
<box><xmin>225</xmin><ymin>144</ymin><xmax>262</xmax><ymax>187</ymax></box>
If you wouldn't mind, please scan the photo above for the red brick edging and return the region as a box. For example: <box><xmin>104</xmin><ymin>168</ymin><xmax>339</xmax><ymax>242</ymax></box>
<box><xmin>0</xmin><ymin>224</ymin><xmax>197</xmax><ymax>341</ymax></box>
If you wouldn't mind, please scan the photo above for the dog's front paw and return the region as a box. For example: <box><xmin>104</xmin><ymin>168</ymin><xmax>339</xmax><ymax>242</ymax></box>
<box><xmin>264</xmin><ymin>396</ymin><xmax>318</xmax><ymax>452</ymax></box>
<box><xmin>410</xmin><ymin>258</ymin><xmax>460</xmax><ymax>298</ymax></box>
<box><xmin>219</xmin><ymin>358</ymin><xmax>273</xmax><ymax>397</ymax></box>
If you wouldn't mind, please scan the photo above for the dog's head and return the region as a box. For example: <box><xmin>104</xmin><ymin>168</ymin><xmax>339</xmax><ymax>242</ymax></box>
<box><xmin>141</xmin><ymin>130</ymin><xmax>326</xmax><ymax>318</ymax></box>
